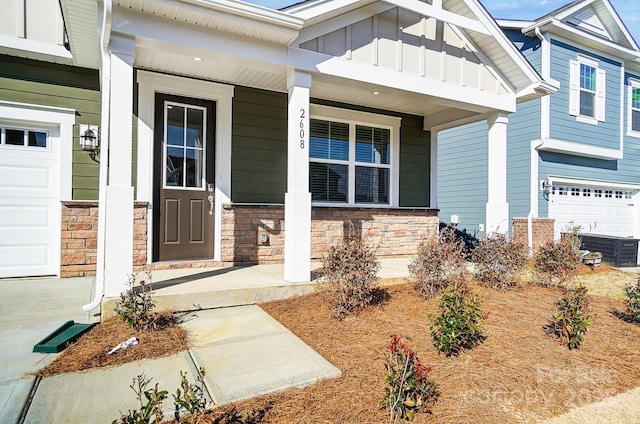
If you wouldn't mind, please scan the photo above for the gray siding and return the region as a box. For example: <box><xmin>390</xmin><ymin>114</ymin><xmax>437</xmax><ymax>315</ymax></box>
<box><xmin>549</xmin><ymin>39</ymin><xmax>621</xmax><ymax>150</ymax></box>
<box><xmin>437</xmin><ymin>121</ymin><xmax>488</xmax><ymax>234</ymax></box>
<box><xmin>231</xmin><ymin>86</ymin><xmax>288</xmax><ymax>203</ymax></box>
<box><xmin>507</xmin><ymin>98</ymin><xmax>541</xmax><ymax>221</ymax></box>
<box><xmin>0</xmin><ymin>55</ymin><xmax>101</xmax><ymax>200</ymax></box>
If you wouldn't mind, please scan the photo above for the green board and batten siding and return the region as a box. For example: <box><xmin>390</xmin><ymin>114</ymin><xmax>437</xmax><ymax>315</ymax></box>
<box><xmin>231</xmin><ymin>86</ymin><xmax>432</xmax><ymax>207</ymax></box>
<box><xmin>0</xmin><ymin>55</ymin><xmax>101</xmax><ymax>200</ymax></box>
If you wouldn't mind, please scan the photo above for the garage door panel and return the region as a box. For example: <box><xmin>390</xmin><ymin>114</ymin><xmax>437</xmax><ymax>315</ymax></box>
<box><xmin>0</xmin><ymin>164</ymin><xmax>56</xmax><ymax>194</ymax></box>
<box><xmin>0</xmin><ymin>203</ymin><xmax>53</xmax><ymax>229</ymax></box>
<box><xmin>0</xmin><ymin>140</ymin><xmax>59</xmax><ymax>277</ymax></box>
<box><xmin>550</xmin><ymin>184</ymin><xmax>636</xmax><ymax>238</ymax></box>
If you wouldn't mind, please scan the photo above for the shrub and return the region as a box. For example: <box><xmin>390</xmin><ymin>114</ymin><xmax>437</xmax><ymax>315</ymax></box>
<box><xmin>547</xmin><ymin>285</ymin><xmax>592</xmax><ymax>349</ymax></box>
<box><xmin>114</xmin><ymin>272</ymin><xmax>157</xmax><ymax>330</ymax></box>
<box><xmin>319</xmin><ymin>229</ymin><xmax>381</xmax><ymax>319</ymax></box>
<box><xmin>430</xmin><ymin>286</ymin><xmax>484</xmax><ymax>356</ymax></box>
<box><xmin>113</xmin><ymin>374</ymin><xmax>168</xmax><ymax>424</ymax></box>
<box><xmin>408</xmin><ymin>229</ymin><xmax>468</xmax><ymax>299</ymax></box>
<box><xmin>533</xmin><ymin>239</ymin><xmax>580</xmax><ymax>287</ymax></box>
<box><xmin>472</xmin><ymin>233</ymin><xmax>527</xmax><ymax>289</ymax></box>
<box><xmin>381</xmin><ymin>334</ymin><xmax>437</xmax><ymax>422</ymax></box>
<box><xmin>173</xmin><ymin>368</ymin><xmax>209</xmax><ymax>423</ymax></box>
<box><xmin>623</xmin><ymin>277</ymin><xmax>640</xmax><ymax>323</ymax></box>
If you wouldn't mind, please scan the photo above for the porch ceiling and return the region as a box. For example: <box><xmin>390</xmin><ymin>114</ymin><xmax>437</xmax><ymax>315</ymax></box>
<box><xmin>135</xmin><ymin>43</ymin><xmax>484</xmax><ymax>122</ymax></box>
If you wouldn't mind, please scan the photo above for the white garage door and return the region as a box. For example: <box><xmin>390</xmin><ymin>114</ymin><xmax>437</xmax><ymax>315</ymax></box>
<box><xmin>0</xmin><ymin>126</ymin><xmax>60</xmax><ymax>278</ymax></box>
<box><xmin>549</xmin><ymin>184</ymin><xmax>636</xmax><ymax>238</ymax></box>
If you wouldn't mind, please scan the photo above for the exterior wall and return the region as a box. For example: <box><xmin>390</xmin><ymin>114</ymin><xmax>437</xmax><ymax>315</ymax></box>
<box><xmin>437</xmin><ymin>120</ymin><xmax>488</xmax><ymax>235</ymax></box>
<box><xmin>221</xmin><ymin>204</ymin><xmax>439</xmax><ymax>263</ymax></box>
<box><xmin>512</xmin><ymin>217</ymin><xmax>555</xmax><ymax>252</ymax></box>
<box><xmin>300</xmin><ymin>8</ymin><xmax>507</xmax><ymax>96</ymax></box>
<box><xmin>231</xmin><ymin>86</ymin><xmax>288</xmax><ymax>203</ymax></box>
<box><xmin>0</xmin><ymin>55</ymin><xmax>101</xmax><ymax>200</ymax></box>
<box><xmin>503</xmin><ymin>29</ymin><xmax>541</xmax><ymax>73</ymax></box>
<box><xmin>231</xmin><ymin>87</ymin><xmax>432</xmax><ymax>206</ymax></box>
<box><xmin>0</xmin><ymin>0</ymin><xmax>65</xmax><ymax>45</ymax></box>
<box><xmin>60</xmin><ymin>202</ymin><xmax>438</xmax><ymax>274</ymax></box>
<box><xmin>61</xmin><ymin>201</ymin><xmax>149</xmax><ymax>277</ymax></box>
<box><xmin>548</xmin><ymin>39</ymin><xmax>621</xmax><ymax>150</ymax></box>
<box><xmin>399</xmin><ymin>115</ymin><xmax>431</xmax><ymax>207</ymax></box>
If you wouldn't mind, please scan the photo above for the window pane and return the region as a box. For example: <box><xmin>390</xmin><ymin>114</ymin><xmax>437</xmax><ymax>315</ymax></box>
<box><xmin>166</xmin><ymin>105</ymin><xmax>185</xmax><ymax>147</ymax></box>
<box><xmin>632</xmin><ymin>87</ymin><xmax>640</xmax><ymax>109</ymax></box>
<box><xmin>6</xmin><ymin>129</ymin><xmax>24</xmax><ymax>145</ymax></box>
<box><xmin>355</xmin><ymin>126</ymin><xmax>390</xmax><ymax>164</ymax></box>
<box><xmin>28</xmin><ymin>131</ymin><xmax>47</xmax><ymax>148</ymax></box>
<box><xmin>355</xmin><ymin>166</ymin><xmax>389</xmax><ymax>204</ymax></box>
<box><xmin>580</xmin><ymin>64</ymin><xmax>596</xmax><ymax>91</ymax></box>
<box><xmin>309</xmin><ymin>162</ymin><xmax>348</xmax><ymax>202</ymax></box>
<box><xmin>633</xmin><ymin>110</ymin><xmax>640</xmax><ymax>132</ymax></box>
<box><xmin>580</xmin><ymin>90</ymin><xmax>595</xmax><ymax>117</ymax></box>
<box><xmin>185</xmin><ymin>148</ymin><xmax>203</xmax><ymax>188</ymax></box>
<box><xmin>186</xmin><ymin>108</ymin><xmax>204</xmax><ymax>148</ymax></box>
<box><xmin>309</xmin><ymin>119</ymin><xmax>348</xmax><ymax>161</ymax></box>
<box><xmin>166</xmin><ymin>146</ymin><xmax>184</xmax><ymax>186</ymax></box>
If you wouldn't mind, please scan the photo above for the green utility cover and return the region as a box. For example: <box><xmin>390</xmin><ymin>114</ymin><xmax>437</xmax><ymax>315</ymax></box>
<box><xmin>33</xmin><ymin>321</ymin><xmax>97</xmax><ymax>353</ymax></box>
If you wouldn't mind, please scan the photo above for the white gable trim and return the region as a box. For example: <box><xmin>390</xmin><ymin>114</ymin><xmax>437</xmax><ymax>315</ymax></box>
<box><xmin>384</xmin><ymin>0</ymin><xmax>490</xmax><ymax>35</ymax></box>
<box><xmin>566</xmin><ymin>6</ymin><xmax>611</xmax><ymax>40</ymax></box>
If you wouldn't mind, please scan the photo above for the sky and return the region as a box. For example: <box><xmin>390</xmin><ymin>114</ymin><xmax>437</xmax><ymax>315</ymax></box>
<box><xmin>246</xmin><ymin>0</ymin><xmax>640</xmax><ymax>46</ymax></box>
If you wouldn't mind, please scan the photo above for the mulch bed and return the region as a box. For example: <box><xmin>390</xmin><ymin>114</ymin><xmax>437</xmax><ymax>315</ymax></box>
<box><xmin>202</xmin><ymin>277</ymin><xmax>640</xmax><ymax>423</ymax></box>
<box><xmin>36</xmin><ymin>312</ymin><xmax>188</xmax><ymax>377</ymax></box>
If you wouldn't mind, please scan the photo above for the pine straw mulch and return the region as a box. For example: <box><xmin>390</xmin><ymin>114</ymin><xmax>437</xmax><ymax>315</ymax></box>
<box><xmin>202</xmin><ymin>268</ymin><xmax>640</xmax><ymax>424</ymax></box>
<box><xmin>36</xmin><ymin>312</ymin><xmax>188</xmax><ymax>377</ymax></box>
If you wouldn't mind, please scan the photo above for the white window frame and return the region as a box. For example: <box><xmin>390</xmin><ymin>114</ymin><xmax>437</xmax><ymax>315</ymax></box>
<box><xmin>0</xmin><ymin>125</ymin><xmax>50</xmax><ymax>150</ymax></box>
<box><xmin>569</xmin><ymin>55</ymin><xmax>606</xmax><ymax>124</ymax></box>
<box><xmin>309</xmin><ymin>104</ymin><xmax>401</xmax><ymax>207</ymax></box>
<box><xmin>627</xmin><ymin>78</ymin><xmax>640</xmax><ymax>137</ymax></box>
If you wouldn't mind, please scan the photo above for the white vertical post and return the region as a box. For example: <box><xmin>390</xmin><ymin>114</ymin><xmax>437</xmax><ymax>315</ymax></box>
<box><xmin>429</xmin><ymin>129</ymin><xmax>438</xmax><ymax>208</ymax></box>
<box><xmin>103</xmin><ymin>34</ymin><xmax>135</xmax><ymax>298</ymax></box>
<box><xmin>284</xmin><ymin>69</ymin><xmax>312</xmax><ymax>282</ymax></box>
<box><xmin>485</xmin><ymin>112</ymin><xmax>509</xmax><ymax>235</ymax></box>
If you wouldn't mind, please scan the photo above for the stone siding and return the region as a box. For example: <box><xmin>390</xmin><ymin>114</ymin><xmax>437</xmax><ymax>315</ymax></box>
<box><xmin>60</xmin><ymin>201</ymin><xmax>99</xmax><ymax>277</ymax></box>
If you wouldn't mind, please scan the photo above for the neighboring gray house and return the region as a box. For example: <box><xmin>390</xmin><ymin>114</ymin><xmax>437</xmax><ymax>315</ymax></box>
<box><xmin>437</xmin><ymin>0</ymin><xmax>640</xmax><ymax>244</ymax></box>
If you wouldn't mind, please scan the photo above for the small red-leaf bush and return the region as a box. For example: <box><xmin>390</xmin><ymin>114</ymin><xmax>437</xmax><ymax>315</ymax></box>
<box><xmin>408</xmin><ymin>229</ymin><xmax>468</xmax><ymax>299</ymax></box>
<box><xmin>381</xmin><ymin>334</ymin><xmax>437</xmax><ymax>422</ymax></box>
<box><xmin>546</xmin><ymin>285</ymin><xmax>592</xmax><ymax>349</ymax></box>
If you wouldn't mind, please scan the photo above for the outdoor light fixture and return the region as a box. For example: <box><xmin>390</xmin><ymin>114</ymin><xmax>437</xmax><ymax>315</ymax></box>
<box><xmin>79</xmin><ymin>124</ymin><xmax>99</xmax><ymax>153</ymax></box>
<box><xmin>540</xmin><ymin>179</ymin><xmax>552</xmax><ymax>200</ymax></box>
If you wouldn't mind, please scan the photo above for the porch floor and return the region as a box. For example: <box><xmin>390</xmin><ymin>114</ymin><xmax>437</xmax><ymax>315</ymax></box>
<box><xmin>117</xmin><ymin>257</ymin><xmax>412</xmax><ymax>315</ymax></box>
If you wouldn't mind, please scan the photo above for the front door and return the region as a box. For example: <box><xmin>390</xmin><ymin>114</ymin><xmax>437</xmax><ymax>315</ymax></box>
<box><xmin>153</xmin><ymin>94</ymin><xmax>215</xmax><ymax>261</ymax></box>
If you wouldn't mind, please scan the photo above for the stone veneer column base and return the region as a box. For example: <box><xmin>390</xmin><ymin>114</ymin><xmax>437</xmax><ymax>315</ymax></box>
<box><xmin>512</xmin><ymin>217</ymin><xmax>555</xmax><ymax>253</ymax></box>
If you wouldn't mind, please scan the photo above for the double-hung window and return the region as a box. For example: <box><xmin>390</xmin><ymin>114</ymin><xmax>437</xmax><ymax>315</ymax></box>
<box><xmin>309</xmin><ymin>106</ymin><xmax>398</xmax><ymax>206</ymax></box>
<box><xmin>629</xmin><ymin>79</ymin><xmax>640</xmax><ymax>135</ymax></box>
<box><xmin>569</xmin><ymin>56</ymin><xmax>605</xmax><ymax>123</ymax></box>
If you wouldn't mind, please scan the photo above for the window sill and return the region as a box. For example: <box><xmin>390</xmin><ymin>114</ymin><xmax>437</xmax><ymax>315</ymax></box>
<box><xmin>574</xmin><ymin>115</ymin><xmax>599</xmax><ymax>125</ymax></box>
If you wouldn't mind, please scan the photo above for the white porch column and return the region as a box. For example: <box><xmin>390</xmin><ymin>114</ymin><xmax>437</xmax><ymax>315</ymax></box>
<box><xmin>485</xmin><ymin>112</ymin><xmax>509</xmax><ymax>235</ymax></box>
<box><xmin>103</xmin><ymin>35</ymin><xmax>135</xmax><ymax>297</ymax></box>
<box><xmin>284</xmin><ymin>69</ymin><xmax>312</xmax><ymax>282</ymax></box>
<box><xmin>429</xmin><ymin>130</ymin><xmax>438</xmax><ymax>209</ymax></box>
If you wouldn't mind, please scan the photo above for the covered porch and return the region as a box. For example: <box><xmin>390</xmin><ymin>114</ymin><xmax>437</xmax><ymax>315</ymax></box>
<box><xmin>59</xmin><ymin>0</ymin><xmax>554</xmax><ymax>303</ymax></box>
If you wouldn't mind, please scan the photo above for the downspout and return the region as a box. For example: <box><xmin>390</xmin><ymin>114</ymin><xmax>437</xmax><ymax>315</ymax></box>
<box><xmin>83</xmin><ymin>0</ymin><xmax>112</xmax><ymax>312</ymax></box>
<box><xmin>528</xmin><ymin>140</ymin><xmax>544</xmax><ymax>256</ymax></box>
<box><xmin>527</xmin><ymin>27</ymin><xmax>547</xmax><ymax>257</ymax></box>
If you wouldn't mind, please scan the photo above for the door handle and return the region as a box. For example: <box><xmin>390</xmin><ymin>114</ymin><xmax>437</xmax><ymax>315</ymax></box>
<box><xmin>207</xmin><ymin>182</ymin><xmax>214</xmax><ymax>216</ymax></box>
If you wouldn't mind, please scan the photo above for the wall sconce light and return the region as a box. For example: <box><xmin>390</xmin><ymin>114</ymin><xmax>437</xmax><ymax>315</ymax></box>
<box><xmin>540</xmin><ymin>179</ymin><xmax>551</xmax><ymax>200</ymax></box>
<box><xmin>79</xmin><ymin>124</ymin><xmax>99</xmax><ymax>153</ymax></box>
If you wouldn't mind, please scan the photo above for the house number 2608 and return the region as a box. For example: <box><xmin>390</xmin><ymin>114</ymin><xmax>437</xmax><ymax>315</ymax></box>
<box><xmin>299</xmin><ymin>109</ymin><xmax>306</xmax><ymax>149</ymax></box>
